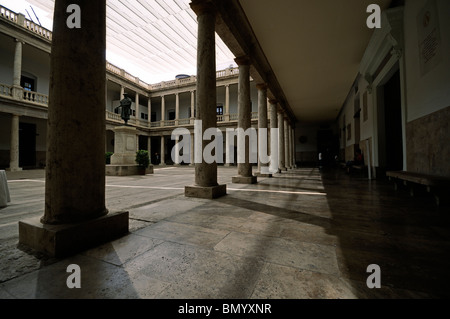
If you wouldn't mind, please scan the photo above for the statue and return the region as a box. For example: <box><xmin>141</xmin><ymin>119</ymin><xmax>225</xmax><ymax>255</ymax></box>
<box><xmin>115</xmin><ymin>93</ymin><xmax>132</xmax><ymax>125</ymax></box>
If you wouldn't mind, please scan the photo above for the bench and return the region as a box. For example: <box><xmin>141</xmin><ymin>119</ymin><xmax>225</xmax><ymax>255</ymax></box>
<box><xmin>386</xmin><ymin>170</ymin><xmax>450</xmax><ymax>206</ymax></box>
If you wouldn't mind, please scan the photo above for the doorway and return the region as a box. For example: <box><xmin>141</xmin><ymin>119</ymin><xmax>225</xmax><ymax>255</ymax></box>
<box><xmin>383</xmin><ymin>69</ymin><xmax>403</xmax><ymax>171</ymax></box>
<box><xmin>19</xmin><ymin>122</ymin><xmax>36</xmax><ymax>168</ymax></box>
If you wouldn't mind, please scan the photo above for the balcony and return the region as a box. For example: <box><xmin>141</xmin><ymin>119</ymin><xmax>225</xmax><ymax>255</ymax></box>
<box><xmin>0</xmin><ymin>5</ymin><xmax>52</xmax><ymax>41</ymax></box>
<box><xmin>0</xmin><ymin>83</ymin><xmax>48</xmax><ymax>107</ymax></box>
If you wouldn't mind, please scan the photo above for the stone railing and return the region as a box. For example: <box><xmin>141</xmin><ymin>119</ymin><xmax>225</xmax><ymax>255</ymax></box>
<box><xmin>229</xmin><ymin>113</ymin><xmax>238</xmax><ymax>121</ymax></box>
<box><xmin>106</xmin><ymin>62</ymin><xmax>151</xmax><ymax>91</ymax></box>
<box><xmin>163</xmin><ymin>120</ymin><xmax>176</xmax><ymax>127</ymax></box>
<box><xmin>217</xmin><ymin>115</ymin><xmax>224</xmax><ymax>122</ymax></box>
<box><xmin>23</xmin><ymin>90</ymin><xmax>49</xmax><ymax>105</ymax></box>
<box><xmin>0</xmin><ymin>5</ymin><xmax>52</xmax><ymax>41</ymax></box>
<box><xmin>0</xmin><ymin>83</ymin><xmax>12</xmax><ymax>97</ymax></box>
<box><xmin>178</xmin><ymin>118</ymin><xmax>191</xmax><ymax>125</ymax></box>
<box><xmin>136</xmin><ymin>119</ymin><xmax>149</xmax><ymax>128</ymax></box>
<box><xmin>0</xmin><ymin>83</ymin><xmax>48</xmax><ymax>106</ymax></box>
<box><xmin>24</xmin><ymin>20</ymin><xmax>52</xmax><ymax>40</ymax></box>
<box><xmin>0</xmin><ymin>5</ymin><xmax>18</xmax><ymax>23</ymax></box>
<box><xmin>149</xmin><ymin>121</ymin><xmax>161</xmax><ymax>128</ymax></box>
<box><xmin>251</xmin><ymin>112</ymin><xmax>258</xmax><ymax>119</ymax></box>
<box><xmin>106</xmin><ymin>111</ymin><xmax>123</xmax><ymax>123</ymax></box>
<box><xmin>149</xmin><ymin>67</ymin><xmax>239</xmax><ymax>90</ymax></box>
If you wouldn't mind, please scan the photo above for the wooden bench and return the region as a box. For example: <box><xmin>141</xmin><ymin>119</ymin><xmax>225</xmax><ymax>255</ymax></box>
<box><xmin>386</xmin><ymin>171</ymin><xmax>450</xmax><ymax>206</ymax></box>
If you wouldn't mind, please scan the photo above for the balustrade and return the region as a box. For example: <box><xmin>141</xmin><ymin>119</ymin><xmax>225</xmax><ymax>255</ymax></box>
<box><xmin>0</xmin><ymin>83</ymin><xmax>11</xmax><ymax>97</ymax></box>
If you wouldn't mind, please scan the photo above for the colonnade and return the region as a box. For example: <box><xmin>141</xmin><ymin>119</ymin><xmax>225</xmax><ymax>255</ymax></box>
<box><xmin>16</xmin><ymin>0</ymin><xmax>296</xmax><ymax>257</ymax></box>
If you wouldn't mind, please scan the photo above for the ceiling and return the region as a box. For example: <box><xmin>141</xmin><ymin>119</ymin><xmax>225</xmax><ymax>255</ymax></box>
<box><xmin>239</xmin><ymin>0</ymin><xmax>392</xmax><ymax>124</ymax></box>
<box><xmin>3</xmin><ymin>0</ymin><xmax>393</xmax><ymax>124</ymax></box>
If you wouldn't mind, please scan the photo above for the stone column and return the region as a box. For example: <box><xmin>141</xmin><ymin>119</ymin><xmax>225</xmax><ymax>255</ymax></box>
<box><xmin>8</xmin><ymin>114</ymin><xmax>22</xmax><ymax>172</ymax></box>
<box><xmin>189</xmin><ymin>132</ymin><xmax>194</xmax><ymax>166</ymax></box>
<box><xmin>13</xmin><ymin>40</ymin><xmax>22</xmax><ymax>87</ymax></box>
<box><xmin>120</xmin><ymin>86</ymin><xmax>125</xmax><ymax>100</ymax></box>
<box><xmin>278</xmin><ymin>109</ymin><xmax>287</xmax><ymax>171</ymax></box>
<box><xmin>290</xmin><ymin>125</ymin><xmax>294</xmax><ymax>168</ymax></box>
<box><xmin>175</xmin><ymin>93</ymin><xmax>179</xmax><ymax>126</ymax></box>
<box><xmin>285</xmin><ymin>120</ymin><xmax>292</xmax><ymax>169</ymax></box>
<box><xmin>161</xmin><ymin>95</ymin><xmax>165</xmax><ymax>126</ymax></box>
<box><xmin>232</xmin><ymin>56</ymin><xmax>257</xmax><ymax>184</ymax></box>
<box><xmin>255</xmin><ymin>83</ymin><xmax>271</xmax><ymax>177</ymax></box>
<box><xmin>269</xmin><ymin>99</ymin><xmax>279</xmax><ymax>173</ymax></box>
<box><xmin>174</xmin><ymin>135</ymin><xmax>180</xmax><ymax>165</ymax></box>
<box><xmin>291</xmin><ymin>126</ymin><xmax>296</xmax><ymax>168</ymax></box>
<box><xmin>224</xmin><ymin>84</ymin><xmax>230</xmax><ymax>122</ymax></box>
<box><xmin>12</xmin><ymin>39</ymin><xmax>24</xmax><ymax>99</ymax></box>
<box><xmin>19</xmin><ymin>0</ymin><xmax>128</xmax><ymax>258</ymax></box>
<box><xmin>190</xmin><ymin>90</ymin><xmax>195</xmax><ymax>124</ymax></box>
<box><xmin>185</xmin><ymin>0</ymin><xmax>226</xmax><ymax>199</ymax></box>
<box><xmin>284</xmin><ymin>118</ymin><xmax>290</xmax><ymax>169</ymax></box>
<box><xmin>148</xmin><ymin>98</ymin><xmax>152</xmax><ymax>126</ymax></box>
<box><xmin>147</xmin><ymin>136</ymin><xmax>151</xmax><ymax>164</ymax></box>
<box><xmin>224</xmin><ymin>129</ymin><xmax>231</xmax><ymax>167</ymax></box>
<box><xmin>135</xmin><ymin>92</ymin><xmax>140</xmax><ymax>122</ymax></box>
<box><xmin>160</xmin><ymin>135</ymin><xmax>165</xmax><ymax>165</ymax></box>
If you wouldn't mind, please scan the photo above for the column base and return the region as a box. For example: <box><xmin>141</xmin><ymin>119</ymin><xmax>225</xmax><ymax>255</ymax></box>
<box><xmin>18</xmin><ymin>211</ymin><xmax>129</xmax><ymax>258</ymax></box>
<box><xmin>185</xmin><ymin>184</ymin><xmax>227</xmax><ymax>199</ymax></box>
<box><xmin>6</xmin><ymin>167</ymin><xmax>22</xmax><ymax>172</ymax></box>
<box><xmin>106</xmin><ymin>164</ymin><xmax>154</xmax><ymax>176</ymax></box>
<box><xmin>232</xmin><ymin>175</ymin><xmax>257</xmax><ymax>184</ymax></box>
<box><xmin>254</xmin><ymin>172</ymin><xmax>273</xmax><ymax>178</ymax></box>
<box><xmin>279</xmin><ymin>167</ymin><xmax>288</xmax><ymax>172</ymax></box>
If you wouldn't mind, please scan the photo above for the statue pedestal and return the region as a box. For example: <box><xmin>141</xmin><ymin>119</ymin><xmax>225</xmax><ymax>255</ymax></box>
<box><xmin>106</xmin><ymin>126</ymin><xmax>153</xmax><ymax>176</ymax></box>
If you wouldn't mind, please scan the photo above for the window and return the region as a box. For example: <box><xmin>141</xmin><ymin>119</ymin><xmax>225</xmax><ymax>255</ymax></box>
<box><xmin>21</xmin><ymin>75</ymin><xmax>35</xmax><ymax>92</ymax></box>
<box><xmin>141</xmin><ymin>112</ymin><xmax>145</xmax><ymax>119</ymax></box>
<box><xmin>216</xmin><ymin>104</ymin><xmax>223</xmax><ymax>115</ymax></box>
<box><xmin>168</xmin><ymin>110</ymin><xmax>175</xmax><ymax>121</ymax></box>
<box><xmin>151</xmin><ymin>112</ymin><xmax>156</xmax><ymax>122</ymax></box>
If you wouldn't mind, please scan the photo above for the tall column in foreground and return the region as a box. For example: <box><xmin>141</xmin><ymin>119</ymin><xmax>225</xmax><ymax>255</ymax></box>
<box><xmin>232</xmin><ymin>56</ymin><xmax>257</xmax><ymax>184</ymax></box>
<box><xmin>19</xmin><ymin>0</ymin><xmax>128</xmax><ymax>257</ymax></box>
<box><xmin>185</xmin><ymin>0</ymin><xmax>226</xmax><ymax>199</ymax></box>
<box><xmin>255</xmin><ymin>83</ymin><xmax>271</xmax><ymax>177</ymax></box>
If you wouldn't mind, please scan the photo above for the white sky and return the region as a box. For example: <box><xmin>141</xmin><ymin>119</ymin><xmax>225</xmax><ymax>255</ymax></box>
<box><xmin>0</xmin><ymin>0</ymin><xmax>237</xmax><ymax>84</ymax></box>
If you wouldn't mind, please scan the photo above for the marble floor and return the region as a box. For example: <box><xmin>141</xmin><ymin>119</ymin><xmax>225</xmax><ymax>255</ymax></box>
<box><xmin>0</xmin><ymin>166</ymin><xmax>449</xmax><ymax>299</ymax></box>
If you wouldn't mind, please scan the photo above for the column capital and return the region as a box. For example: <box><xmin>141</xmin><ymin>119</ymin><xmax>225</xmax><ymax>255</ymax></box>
<box><xmin>234</xmin><ymin>56</ymin><xmax>251</xmax><ymax>66</ymax></box>
<box><xmin>190</xmin><ymin>0</ymin><xmax>217</xmax><ymax>17</ymax></box>
<box><xmin>256</xmin><ymin>83</ymin><xmax>268</xmax><ymax>91</ymax></box>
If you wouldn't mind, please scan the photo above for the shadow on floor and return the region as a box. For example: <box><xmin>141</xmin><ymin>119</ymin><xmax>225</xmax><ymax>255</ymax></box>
<box><xmin>320</xmin><ymin>167</ymin><xmax>450</xmax><ymax>298</ymax></box>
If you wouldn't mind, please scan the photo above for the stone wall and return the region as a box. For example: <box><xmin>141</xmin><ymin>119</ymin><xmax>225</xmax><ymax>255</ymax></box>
<box><xmin>406</xmin><ymin>106</ymin><xmax>450</xmax><ymax>177</ymax></box>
